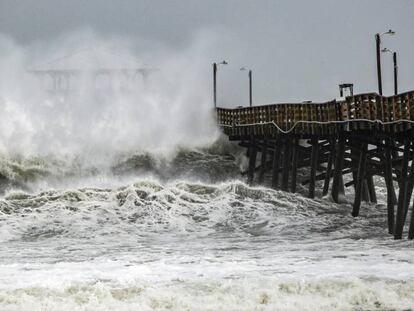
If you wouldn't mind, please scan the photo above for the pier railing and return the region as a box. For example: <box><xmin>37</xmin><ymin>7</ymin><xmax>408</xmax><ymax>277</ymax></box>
<box><xmin>217</xmin><ymin>90</ymin><xmax>414</xmax><ymax>137</ymax></box>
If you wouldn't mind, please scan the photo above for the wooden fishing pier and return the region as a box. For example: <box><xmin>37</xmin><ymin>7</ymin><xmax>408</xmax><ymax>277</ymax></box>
<box><xmin>216</xmin><ymin>90</ymin><xmax>414</xmax><ymax>239</ymax></box>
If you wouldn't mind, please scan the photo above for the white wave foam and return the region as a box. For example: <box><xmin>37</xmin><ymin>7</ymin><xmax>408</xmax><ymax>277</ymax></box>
<box><xmin>1</xmin><ymin>277</ymin><xmax>413</xmax><ymax>311</ymax></box>
<box><xmin>1</xmin><ymin>180</ymin><xmax>414</xmax><ymax>310</ymax></box>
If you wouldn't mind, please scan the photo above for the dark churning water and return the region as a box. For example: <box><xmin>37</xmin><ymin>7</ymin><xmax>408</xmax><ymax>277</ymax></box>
<box><xmin>0</xmin><ymin>144</ymin><xmax>414</xmax><ymax>311</ymax></box>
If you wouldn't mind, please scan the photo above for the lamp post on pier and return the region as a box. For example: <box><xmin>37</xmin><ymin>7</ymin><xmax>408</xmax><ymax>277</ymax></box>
<box><xmin>375</xmin><ymin>29</ymin><xmax>395</xmax><ymax>95</ymax></box>
<box><xmin>213</xmin><ymin>60</ymin><xmax>228</xmax><ymax>107</ymax></box>
<box><xmin>382</xmin><ymin>48</ymin><xmax>398</xmax><ymax>95</ymax></box>
<box><xmin>240</xmin><ymin>67</ymin><xmax>253</xmax><ymax>107</ymax></box>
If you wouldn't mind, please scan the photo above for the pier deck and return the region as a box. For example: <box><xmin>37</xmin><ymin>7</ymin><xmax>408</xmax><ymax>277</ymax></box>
<box><xmin>216</xmin><ymin>90</ymin><xmax>414</xmax><ymax>239</ymax></box>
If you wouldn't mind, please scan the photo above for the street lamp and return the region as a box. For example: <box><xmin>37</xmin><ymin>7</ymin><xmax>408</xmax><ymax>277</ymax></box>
<box><xmin>213</xmin><ymin>60</ymin><xmax>228</xmax><ymax>108</ymax></box>
<box><xmin>382</xmin><ymin>47</ymin><xmax>398</xmax><ymax>95</ymax></box>
<box><xmin>375</xmin><ymin>29</ymin><xmax>396</xmax><ymax>95</ymax></box>
<box><xmin>240</xmin><ymin>67</ymin><xmax>253</xmax><ymax>107</ymax></box>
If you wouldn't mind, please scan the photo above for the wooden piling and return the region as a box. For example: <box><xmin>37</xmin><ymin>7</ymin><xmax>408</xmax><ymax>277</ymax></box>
<box><xmin>394</xmin><ymin>140</ymin><xmax>411</xmax><ymax>240</ymax></box>
<box><xmin>282</xmin><ymin>138</ymin><xmax>291</xmax><ymax>191</ymax></box>
<box><xmin>366</xmin><ymin>173</ymin><xmax>377</xmax><ymax>203</ymax></box>
<box><xmin>332</xmin><ymin>137</ymin><xmax>346</xmax><ymax>203</ymax></box>
<box><xmin>309</xmin><ymin>138</ymin><xmax>319</xmax><ymax>198</ymax></box>
<box><xmin>402</xmin><ymin>147</ymin><xmax>414</xmax><ymax>230</ymax></box>
<box><xmin>352</xmin><ymin>142</ymin><xmax>368</xmax><ymax>217</ymax></box>
<box><xmin>362</xmin><ymin>180</ymin><xmax>370</xmax><ymax>203</ymax></box>
<box><xmin>272</xmin><ymin>140</ymin><xmax>281</xmax><ymax>189</ymax></box>
<box><xmin>322</xmin><ymin>138</ymin><xmax>335</xmax><ymax>196</ymax></box>
<box><xmin>247</xmin><ymin>139</ymin><xmax>257</xmax><ymax>185</ymax></box>
<box><xmin>384</xmin><ymin>140</ymin><xmax>395</xmax><ymax>234</ymax></box>
<box><xmin>258</xmin><ymin>140</ymin><xmax>267</xmax><ymax>184</ymax></box>
<box><xmin>291</xmin><ymin>138</ymin><xmax>298</xmax><ymax>193</ymax></box>
<box><xmin>408</xmin><ymin>205</ymin><xmax>414</xmax><ymax>239</ymax></box>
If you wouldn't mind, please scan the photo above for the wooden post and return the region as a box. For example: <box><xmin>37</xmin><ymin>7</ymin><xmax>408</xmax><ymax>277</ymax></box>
<box><xmin>350</xmin><ymin>144</ymin><xmax>369</xmax><ymax>201</ymax></box>
<box><xmin>338</xmin><ymin>175</ymin><xmax>345</xmax><ymax>197</ymax></box>
<box><xmin>332</xmin><ymin>137</ymin><xmax>346</xmax><ymax>203</ymax></box>
<box><xmin>384</xmin><ymin>140</ymin><xmax>395</xmax><ymax>234</ymax></box>
<box><xmin>291</xmin><ymin>138</ymin><xmax>298</xmax><ymax>193</ymax></box>
<box><xmin>309</xmin><ymin>137</ymin><xmax>319</xmax><ymax>198</ymax></box>
<box><xmin>393</xmin><ymin>52</ymin><xmax>398</xmax><ymax>96</ymax></box>
<box><xmin>247</xmin><ymin>139</ymin><xmax>257</xmax><ymax>185</ymax></box>
<box><xmin>249</xmin><ymin>70</ymin><xmax>253</xmax><ymax>107</ymax></box>
<box><xmin>362</xmin><ymin>181</ymin><xmax>370</xmax><ymax>203</ymax></box>
<box><xmin>366</xmin><ymin>173</ymin><xmax>377</xmax><ymax>203</ymax></box>
<box><xmin>403</xmin><ymin>148</ymin><xmax>414</xmax><ymax>228</ymax></box>
<box><xmin>408</xmin><ymin>203</ymin><xmax>414</xmax><ymax>239</ymax></box>
<box><xmin>376</xmin><ymin>33</ymin><xmax>383</xmax><ymax>95</ymax></box>
<box><xmin>351</xmin><ymin>142</ymin><xmax>370</xmax><ymax>202</ymax></box>
<box><xmin>323</xmin><ymin>138</ymin><xmax>335</xmax><ymax>196</ymax></box>
<box><xmin>272</xmin><ymin>140</ymin><xmax>282</xmax><ymax>189</ymax></box>
<box><xmin>258</xmin><ymin>141</ymin><xmax>267</xmax><ymax>184</ymax></box>
<box><xmin>213</xmin><ymin>63</ymin><xmax>217</xmax><ymax>107</ymax></box>
<box><xmin>352</xmin><ymin>142</ymin><xmax>368</xmax><ymax>217</ymax></box>
<box><xmin>282</xmin><ymin>138</ymin><xmax>291</xmax><ymax>191</ymax></box>
<box><xmin>385</xmin><ymin>138</ymin><xmax>397</xmax><ymax>205</ymax></box>
<box><xmin>394</xmin><ymin>140</ymin><xmax>411</xmax><ymax>239</ymax></box>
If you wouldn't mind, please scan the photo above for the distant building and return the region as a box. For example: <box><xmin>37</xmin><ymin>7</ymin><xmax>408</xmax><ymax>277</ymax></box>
<box><xmin>29</xmin><ymin>48</ymin><xmax>155</xmax><ymax>95</ymax></box>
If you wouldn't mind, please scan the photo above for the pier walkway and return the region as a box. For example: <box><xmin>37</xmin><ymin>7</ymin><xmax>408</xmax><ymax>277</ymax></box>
<box><xmin>216</xmin><ymin>90</ymin><xmax>414</xmax><ymax>239</ymax></box>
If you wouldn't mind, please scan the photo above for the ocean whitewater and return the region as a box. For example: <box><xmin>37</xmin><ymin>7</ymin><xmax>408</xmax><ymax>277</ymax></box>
<box><xmin>1</xmin><ymin>143</ymin><xmax>414</xmax><ymax>311</ymax></box>
<box><xmin>0</xmin><ymin>35</ymin><xmax>413</xmax><ymax>310</ymax></box>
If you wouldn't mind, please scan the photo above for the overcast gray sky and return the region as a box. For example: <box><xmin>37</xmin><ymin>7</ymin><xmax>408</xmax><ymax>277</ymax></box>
<box><xmin>1</xmin><ymin>0</ymin><xmax>413</xmax><ymax>105</ymax></box>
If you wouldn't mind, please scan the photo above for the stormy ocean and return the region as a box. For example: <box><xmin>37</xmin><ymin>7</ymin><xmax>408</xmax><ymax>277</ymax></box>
<box><xmin>1</xmin><ymin>142</ymin><xmax>414</xmax><ymax>311</ymax></box>
<box><xmin>0</xmin><ymin>34</ymin><xmax>414</xmax><ymax>310</ymax></box>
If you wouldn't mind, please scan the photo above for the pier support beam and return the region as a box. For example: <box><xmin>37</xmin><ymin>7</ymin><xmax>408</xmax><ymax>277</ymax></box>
<box><xmin>403</xmin><ymin>157</ymin><xmax>414</xmax><ymax>226</ymax></box>
<box><xmin>258</xmin><ymin>140</ymin><xmax>267</xmax><ymax>184</ymax></box>
<box><xmin>352</xmin><ymin>142</ymin><xmax>368</xmax><ymax>217</ymax></box>
<box><xmin>247</xmin><ymin>139</ymin><xmax>257</xmax><ymax>185</ymax></box>
<box><xmin>282</xmin><ymin>139</ymin><xmax>291</xmax><ymax>192</ymax></box>
<box><xmin>272</xmin><ymin>140</ymin><xmax>282</xmax><ymax>189</ymax></box>
<box><xmin>394</xmin><ymin>140</ymin><xmax>411</xmax><ymax>239</ymax></box>
<box><xmin>409</xmin><ymin>204</ymin><xmax>414</xmax><ymax>239</ymax></box>
<box><xmin>384</xmin><ymin>139</ymin><xmax>395</xmax><ymax>234</ymax></box>
<box><xmin>291</xmin><ymin>138</ymin><xmax>298</xmax><ymax>193</ymax></box>
<box><xmin>309</xmin><ymin>138</ymin><xmax>319</xmax><ymax>198</ymax></box>
<box><xmin>332</xmin><ymin>137</ymin><xmax>346</xmax><ymax>203</ymax></box>
<box><xmin>323</xmin><ymin>138</ymin><xmax>335</xmax><ymax>196</ymax></box>
<box><xmin>366</xmin><ymin>173</ymin><xmax>377</xmax><ymax>203</ymax></box>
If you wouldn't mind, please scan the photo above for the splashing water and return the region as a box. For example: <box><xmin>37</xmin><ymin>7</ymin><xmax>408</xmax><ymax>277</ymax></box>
<box><xmin>0</xmin><ymin>30</ymin><xmax>219</xmax><ymax>158</ymax></box>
